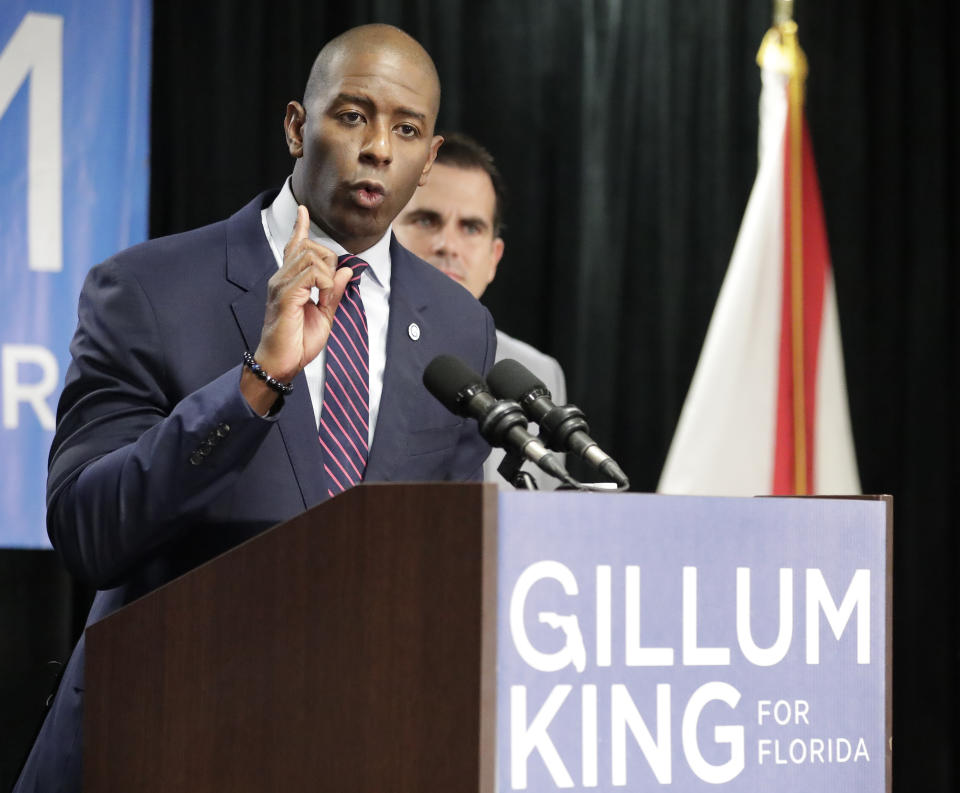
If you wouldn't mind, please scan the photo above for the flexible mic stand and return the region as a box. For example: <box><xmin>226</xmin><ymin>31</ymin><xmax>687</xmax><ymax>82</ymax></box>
<box><xmin>497</xmin><ymin>451</ymin><xmax>539</xmax><ymax>489</ymax></box>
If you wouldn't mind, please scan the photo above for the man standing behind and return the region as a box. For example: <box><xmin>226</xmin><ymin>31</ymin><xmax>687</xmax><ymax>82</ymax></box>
<box><xmin>395</xmin><ymin>133</ymin><xmax>567</xmax><ymax>488</ymax></box>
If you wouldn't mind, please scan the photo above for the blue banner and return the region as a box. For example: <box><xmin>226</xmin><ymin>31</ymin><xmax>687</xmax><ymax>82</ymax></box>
<box><xmin>1</xmin><ymin>1</ymin><xmax>150</xmax><ymax>547</ymax></box>
<box><xmin>497</xmin><ymin>493</ymin><xmax>889</xmax><ymax>792</ymax></box>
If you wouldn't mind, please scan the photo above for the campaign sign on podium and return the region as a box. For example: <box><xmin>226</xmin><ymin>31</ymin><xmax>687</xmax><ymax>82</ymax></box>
<box><xmin>497</xmin><ymin>493</ymin><xmax>890</xmax><ymax>792</ymax></box>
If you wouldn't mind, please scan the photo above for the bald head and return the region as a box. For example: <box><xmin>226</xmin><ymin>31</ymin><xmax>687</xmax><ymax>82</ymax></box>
<box><xmin>304</xmin><ymin>24</ymin><xmax>441</xmax><ymax>124</ymax></box>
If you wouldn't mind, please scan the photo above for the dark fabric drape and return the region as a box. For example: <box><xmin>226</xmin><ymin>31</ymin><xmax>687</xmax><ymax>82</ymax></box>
<box><xmin>3</xmin><ymin>1</ymin><xmax>956</xmax><ymax>790</ymax></box>
<box><xmin>0</xmin><ymin>552</ymin><xmax>91</xmax><ymax>786</ymax></box>
<box><xmin>154</xmin><ymin>4</ymin><xmax>960</xmax><ymax>789</ymax></box>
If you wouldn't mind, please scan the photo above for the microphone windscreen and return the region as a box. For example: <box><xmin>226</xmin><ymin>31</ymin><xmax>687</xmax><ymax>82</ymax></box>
<box><xmin>423</xmin><ymin>354</ymin><xmax>485</xmax><ymax>411</ymax></box>
<box><xmin>488</xmin><ymin>358</ymin><xmax>549</xmax><ymax>401</ymax></box>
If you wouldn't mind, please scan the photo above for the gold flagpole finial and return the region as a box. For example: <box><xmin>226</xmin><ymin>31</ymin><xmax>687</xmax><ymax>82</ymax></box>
<box><xmin>758</xmin><ymin>0</ymin><xmax>807</xmax><ymax>82</ymax></box>
<box><xmin>774</xmin><ymin>0</ymin><xmax>795</xmax><ymax>25</ymax></box>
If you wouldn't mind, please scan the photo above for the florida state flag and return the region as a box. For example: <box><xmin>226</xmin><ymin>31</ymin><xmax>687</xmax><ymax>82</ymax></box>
<box><xmin>658</xmin><ymin>21</ymin><xmax>860</xmax><ymax>496</ymax></box>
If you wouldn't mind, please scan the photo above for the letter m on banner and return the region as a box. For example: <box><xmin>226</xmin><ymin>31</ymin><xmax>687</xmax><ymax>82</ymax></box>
<box><xmin>0</xmin><ymin>12</ymin><xmax>62</xmax><ymax>273</ymax></box>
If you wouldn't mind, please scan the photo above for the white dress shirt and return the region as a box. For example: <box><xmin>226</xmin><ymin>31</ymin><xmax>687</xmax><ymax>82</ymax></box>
<box><xmin>261</xmin><ymin>179</ymin><xmax>391</xmax><ymax>445</ymax></box>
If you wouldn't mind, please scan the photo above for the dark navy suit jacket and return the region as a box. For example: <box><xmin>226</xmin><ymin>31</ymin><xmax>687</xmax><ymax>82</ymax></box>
<box><xmin>14</xmin><ymin>192</ymin><xmax>496</xmax><ymax>793</ymax></box>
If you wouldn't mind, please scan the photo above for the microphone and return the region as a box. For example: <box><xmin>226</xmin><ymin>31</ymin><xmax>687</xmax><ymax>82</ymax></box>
<box><xmin>423</xmin><ymin>355</ymin><xmax>570</xmax><ymax>484</ymax></box>
<box><xmin>487</xmin><ymin>358</ymin><xmax>630</xmax><ymax>488</ymax></box>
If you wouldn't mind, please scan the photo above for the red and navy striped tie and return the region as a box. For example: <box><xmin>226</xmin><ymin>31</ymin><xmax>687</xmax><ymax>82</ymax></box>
<box><xmin>319</xmin><ymin>254</ymin><xmax>369</xmax><ymax>497</ymax></box>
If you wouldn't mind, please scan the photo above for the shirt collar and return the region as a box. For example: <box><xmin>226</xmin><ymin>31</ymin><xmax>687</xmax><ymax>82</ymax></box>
<box><xmin>266</xmin><ymin>177</ymin><xmax>392</xmax><ymax>287</ymax></box>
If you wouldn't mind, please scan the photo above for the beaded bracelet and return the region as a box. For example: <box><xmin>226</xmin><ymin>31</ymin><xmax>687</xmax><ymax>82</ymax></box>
<box><xmin>242</xmin><ymin>351</ymin><xmax>294</xmax><ymax>396</ymax></box>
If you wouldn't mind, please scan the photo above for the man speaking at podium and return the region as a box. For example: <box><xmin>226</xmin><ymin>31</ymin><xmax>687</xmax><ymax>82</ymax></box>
<box><xmin>14</xmin><ymin>24</ymin><xmax>494</xmax><ymax>793</ymax></box>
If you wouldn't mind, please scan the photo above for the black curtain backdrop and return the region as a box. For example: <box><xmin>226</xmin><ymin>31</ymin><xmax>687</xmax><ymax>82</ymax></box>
<box><xmin>2</xmin><ymin>1</ymin><xmax>957</xmax><ymax>790</ymax></box>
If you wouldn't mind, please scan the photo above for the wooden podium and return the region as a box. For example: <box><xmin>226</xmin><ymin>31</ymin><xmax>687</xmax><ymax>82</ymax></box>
<box><xmin>86</xmin><ymin>485</ymin><xmax>891</xmax><ymax>792</ymax></box>
<box><xmin>84</xmin><ymin>483</ymin><xmax>499</xmax><ymax>793</ymax></box>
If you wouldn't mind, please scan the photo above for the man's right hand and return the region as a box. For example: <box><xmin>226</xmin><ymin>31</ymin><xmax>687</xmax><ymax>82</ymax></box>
<box><xmin>241</xmin><ymin>205</ymin><xmax>354</xmax><ymax>414</ymax></box>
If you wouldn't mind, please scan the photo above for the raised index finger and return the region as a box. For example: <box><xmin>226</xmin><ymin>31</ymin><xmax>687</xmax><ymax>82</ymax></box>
<box><xmin>284</xmin><ymin>204</ymin><xmax>310</xmax><ymax>256</ymax></box>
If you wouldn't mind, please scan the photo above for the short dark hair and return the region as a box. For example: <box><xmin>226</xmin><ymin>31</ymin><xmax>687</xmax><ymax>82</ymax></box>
<box><xmin>434</xmin><ymin>132</ymin><xmax>507</xmax><ymax>235</ymax></box>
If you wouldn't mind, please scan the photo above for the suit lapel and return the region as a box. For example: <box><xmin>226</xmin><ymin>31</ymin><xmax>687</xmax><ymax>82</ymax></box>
<box><xmin>366</xmin><ymin>238</ymin><xmax>435</xmax><ymax>482</ymax></box>
<box><xmin>226</xmin><ymin>191</ymin><xmax>327</xmax><ymax>510</ymax></box>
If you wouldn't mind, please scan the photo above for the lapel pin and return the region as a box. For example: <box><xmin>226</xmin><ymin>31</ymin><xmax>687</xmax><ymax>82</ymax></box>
<box><xmin>407</xmin><ymin>322</ymin><xmax>421</xmax><ymax>341</ymax></box>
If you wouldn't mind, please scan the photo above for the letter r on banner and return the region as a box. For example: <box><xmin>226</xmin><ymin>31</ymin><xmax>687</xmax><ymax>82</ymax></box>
<box><xmin>2</xmin><ymin>344</ymin><xmax>58</xmax><ymax>429</ymax></box>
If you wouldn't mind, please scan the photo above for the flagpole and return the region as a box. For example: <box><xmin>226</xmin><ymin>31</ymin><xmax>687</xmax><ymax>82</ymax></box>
<box><xmin>786</xmin><ymin>13</ymin><xmax>806</xmax><ymax>494</ymax></box>
<box><xmin>774</xmin><ymin>0</ymin><xmax>794</xmax><ymax>25</ymax></box>
<box><xmin>768</xmin><ymin>0</ymin><xmax>810</xmax><ymax>494</ymax></box>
